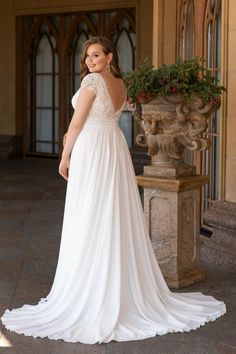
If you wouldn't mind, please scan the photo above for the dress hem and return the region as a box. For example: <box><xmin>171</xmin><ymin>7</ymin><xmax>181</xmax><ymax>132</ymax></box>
<box><xmin>1</xmin><ymin>305</ymin><xmax>226</xmax><ymax>345</ymax></box>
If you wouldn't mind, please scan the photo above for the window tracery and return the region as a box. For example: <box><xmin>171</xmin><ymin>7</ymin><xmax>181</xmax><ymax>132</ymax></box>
<box><xmin>177</xmin><ymin>0</ymin><xmax>223</xmax><ymax>219</ymax></box>
<box><xmin>23</xmin><ymin>9</ymin><xmax>136</xmax><ymax>156</ymax></box>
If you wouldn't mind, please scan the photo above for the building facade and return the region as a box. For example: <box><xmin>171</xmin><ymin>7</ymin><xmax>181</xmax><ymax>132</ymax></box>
<box><xmin>0</xmin><ymin>0</ymin><xmax>236</xmax><ymax>234</ymax></box>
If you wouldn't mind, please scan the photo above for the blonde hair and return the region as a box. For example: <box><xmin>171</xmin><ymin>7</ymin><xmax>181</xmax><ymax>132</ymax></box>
<box><xmin>80</xmin><ymin>36</ymin><xmax>122</xmax><ymax>79</ymax></box>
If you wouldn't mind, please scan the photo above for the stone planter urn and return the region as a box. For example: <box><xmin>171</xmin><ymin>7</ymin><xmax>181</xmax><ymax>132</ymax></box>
<box><xmin>134</xmin><ymin>94</ymin><xmax>221</xmax><ymax>288</ymax></box>
<box><xmin>134</xmin><ymin>94</ymin><xmax>220</xmax><ymax>178</ymax></box>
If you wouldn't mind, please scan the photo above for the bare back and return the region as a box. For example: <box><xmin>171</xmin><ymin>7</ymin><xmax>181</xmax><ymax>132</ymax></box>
<box><xmin>99</xmin><ymin>72</ymin><xmax>126</xmax><ymax>113</ymax></box>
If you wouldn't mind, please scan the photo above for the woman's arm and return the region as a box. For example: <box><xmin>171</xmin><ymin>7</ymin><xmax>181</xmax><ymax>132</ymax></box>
<box><xmin>59</xmin><ymin>87</ymin><xmax>96</xmax><ymax>180</ymax></box>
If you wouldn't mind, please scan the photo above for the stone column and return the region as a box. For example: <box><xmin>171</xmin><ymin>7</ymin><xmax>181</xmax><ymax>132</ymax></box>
<box><xmin>137</xmin><ymin>174</ymin><xmax>208</xmax><ymax>289</ymax></box>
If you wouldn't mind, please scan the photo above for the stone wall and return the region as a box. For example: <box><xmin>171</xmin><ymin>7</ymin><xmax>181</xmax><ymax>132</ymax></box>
<box><xmin>0</xmin><ymin>3</ymin><xmax>15</xmax><ymax>136</ymax></box>
<box><xmin>225</xmin><ymin>0</ymin><xmax>236</xmax><ymax>202</ymax></box>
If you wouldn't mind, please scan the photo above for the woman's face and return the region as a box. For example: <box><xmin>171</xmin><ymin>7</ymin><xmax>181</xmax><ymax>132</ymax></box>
<box><xmin>85</xmin><ymin>43</ymin><xmax>111</xmax><ymax>73</ymax></box>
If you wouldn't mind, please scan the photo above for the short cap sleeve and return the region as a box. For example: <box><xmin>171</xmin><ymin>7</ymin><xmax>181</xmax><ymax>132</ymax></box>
<box><xmin>80</xmin><ymin>73</ymin><xmax>99</xmax><ymax>95</ymax></box>
<box><xmin>71</xmin><ymin>73</ymin><xmax>99</xmax><ymax>108</ymax></box>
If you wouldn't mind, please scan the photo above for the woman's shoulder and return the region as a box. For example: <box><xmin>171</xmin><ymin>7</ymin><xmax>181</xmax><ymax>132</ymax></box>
<box><xmin>81</xmin><ymin>73</ymin><xmax>101</xmax><ymax>84</ymax></box>
<box><xmin>80</xmin><ymin>73</ymin><xmax>103</xmax><ymax>93</ymax></box>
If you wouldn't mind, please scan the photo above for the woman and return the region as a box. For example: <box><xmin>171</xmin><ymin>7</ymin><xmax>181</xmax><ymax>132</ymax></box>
<box><xmin>1</xmin><ymin>36</ymin><xmax>226</xmax><ymax>344</ymax></box>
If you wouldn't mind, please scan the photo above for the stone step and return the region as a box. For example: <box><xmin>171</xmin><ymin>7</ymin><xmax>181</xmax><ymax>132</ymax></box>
<box><xmin>130</xmin><ymin>147</ymin><xmax>151</xmax><ymax>175</ymax></box>
<box><xmin>0</xmin><ymin>134</ymin><xmax>22</xmax><ymax>159</ymax></box>
<box><xmin>201</xmin><ymin>201</ymin><xmax>236</xmax><ymax>272</ymax></box>
<box><xmin>0</xmin><ymin>136</ymin><xmax>13</xmax><ymax>159</ymax></box>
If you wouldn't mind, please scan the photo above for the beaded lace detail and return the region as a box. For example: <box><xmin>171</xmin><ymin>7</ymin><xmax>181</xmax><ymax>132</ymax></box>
<box><xmin>71</xmin><ymin>73</ymin><xmax>126</xmax><ymax>123</ymax></box>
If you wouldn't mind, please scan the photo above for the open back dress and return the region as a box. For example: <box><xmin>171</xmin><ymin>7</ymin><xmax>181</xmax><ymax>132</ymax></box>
<box><xmin>1</xmin><ymin>73</ymin><xmax>226</xmax><ymax>344</ymax></box>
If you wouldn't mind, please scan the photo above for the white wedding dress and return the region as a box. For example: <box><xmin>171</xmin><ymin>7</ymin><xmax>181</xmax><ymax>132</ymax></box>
<box><xmin>1</xmin><ymin>73</ymin><xmax>226</xmax><ymax>344</ymax></box>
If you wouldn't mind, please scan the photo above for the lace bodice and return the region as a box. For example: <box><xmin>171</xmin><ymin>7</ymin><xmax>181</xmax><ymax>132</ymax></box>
<box><xmin>71</xmin><ymin>73</ymin><xmax>126</xmax><ymax>123</ymax></box>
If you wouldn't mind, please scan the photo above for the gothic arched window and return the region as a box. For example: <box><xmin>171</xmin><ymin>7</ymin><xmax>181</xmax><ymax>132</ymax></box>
<box><xmin>177</xmin><ymin>0</ymin><xmax>224</xmax><ymax>222</ymax></box>
<box><xmin>27</xmin><ymin>19</ymin><xmax>59</xmax><ymax>156</ymax></box>
<box><xmin>202</xmin><ymin>0</ymin><xmax>222</xmax><ymax>210</ymax></box>
<box><xmin>24</xmin><ymin>9</ymin><xmax>136</xmax><ymax>156</ymax></box>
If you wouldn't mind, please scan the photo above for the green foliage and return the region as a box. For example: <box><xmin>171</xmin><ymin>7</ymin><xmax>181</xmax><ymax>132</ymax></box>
<box><xmin>124</xmin><ymin>57</ymin><xmax>226</xmax><ymax>104</ymax></box>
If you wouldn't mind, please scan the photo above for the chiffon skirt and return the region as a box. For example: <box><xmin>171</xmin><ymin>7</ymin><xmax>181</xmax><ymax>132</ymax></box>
<box><xmin>1</xmin><ymin>119</ymin><xmax>226</xmax><ymax>344</ymax></box>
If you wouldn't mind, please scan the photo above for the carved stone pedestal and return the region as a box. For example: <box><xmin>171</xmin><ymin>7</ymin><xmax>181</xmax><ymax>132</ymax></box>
<box><xmin>137</xmin><ymin>174</ymin><xmax>208</xmax><ymax>289</ymax></box>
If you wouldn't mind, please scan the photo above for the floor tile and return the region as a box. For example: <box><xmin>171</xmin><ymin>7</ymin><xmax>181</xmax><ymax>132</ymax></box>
<box><xmin>0</xmin><ymin>331</ymin><xmax>106</xmax><ymax>354</ymax></box>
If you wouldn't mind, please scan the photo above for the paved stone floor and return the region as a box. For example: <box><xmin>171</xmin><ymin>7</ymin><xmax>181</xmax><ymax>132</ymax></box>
<box><xmin>0</xmin><ymin>159</ymin><xmax>235</xmax><ymax>354</ymax></box>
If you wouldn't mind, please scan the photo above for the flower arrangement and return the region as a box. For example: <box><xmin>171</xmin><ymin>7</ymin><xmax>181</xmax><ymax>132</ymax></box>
<box><xmin>124</xmin><ymin>57</ymin><xmax>226</xmax><ymax>105</ymax></box>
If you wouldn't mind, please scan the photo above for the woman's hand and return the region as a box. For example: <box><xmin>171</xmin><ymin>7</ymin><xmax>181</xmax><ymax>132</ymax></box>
<box><xmin>59</xmin><ymin>157</ymin><xmax>70</xmax><ymax>181</ymax></box>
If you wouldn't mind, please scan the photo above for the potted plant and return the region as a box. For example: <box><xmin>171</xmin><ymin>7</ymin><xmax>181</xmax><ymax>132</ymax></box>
<box><xmin>124</xmin><ymin>57</ymin><xmax>225</xmax><ymax>105</ymax></box>
<box><xmin>124</xmin><ymin>58</ymin><xmax>226</xmax><ymax>178</ymax></box>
